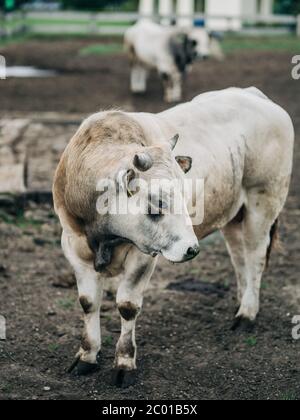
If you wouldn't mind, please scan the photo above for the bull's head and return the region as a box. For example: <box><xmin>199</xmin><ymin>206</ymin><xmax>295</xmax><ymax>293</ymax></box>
<box><xmin>94</xmin><ymin>134</ymin><xmax>200</xmax><ymax>270</ymax></box>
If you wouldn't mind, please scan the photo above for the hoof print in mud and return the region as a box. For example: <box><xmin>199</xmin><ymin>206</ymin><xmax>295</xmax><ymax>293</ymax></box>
<box><xmin>111</xmin><ymin>368</ymin><xmax>137</xmax><ymax>389</ymax></box>
<box><xmin>68</xmin><ymin>357</ymin><xmax>100</xmax><ymax>377</ymax></box>
<box><xmin>231</xmin><ymin>316</ymin><xmax>256</xmax><ymax>333</ymax></box>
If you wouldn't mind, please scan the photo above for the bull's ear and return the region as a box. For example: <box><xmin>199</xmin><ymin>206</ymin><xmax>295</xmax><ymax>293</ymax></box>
<box><xmin>133</xmin><ymin>153</ymin><xmax>153</xmax><ymax>172</ymax></box>
<box><xmin>117</xmin><ymin>168</ymin><xmax>138</xmax><ymax>197</ymax></box>
<box><xmin>175</xmin><ymin>156</ymin><xmax>192</xmax><ymax>173</ymax></box>
<box><xmin>170</xmin><ymin>134</ymin><xmax>179</xmax><ymax>151</ymax></box>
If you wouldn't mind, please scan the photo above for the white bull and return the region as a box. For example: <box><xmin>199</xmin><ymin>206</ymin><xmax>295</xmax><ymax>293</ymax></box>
<box><xmin>124</xmin><ymin>21</ymin><xmax>223</xmax><ymax>103</ymax></box>
<box><xmin>53</xmin><ymin>87</ymin><xmax>294</xmax><ymax>388</ymax></box>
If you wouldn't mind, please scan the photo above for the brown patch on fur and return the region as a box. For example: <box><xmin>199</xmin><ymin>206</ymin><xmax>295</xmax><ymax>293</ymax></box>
<box><xmin>53</xmin><ymin>112</ymin><xmax>149</xmax><ymax>225</ymax></box>
<box><xmin>81</xmin><ymin>334</ymin><xmax>92</xmax><ymax>352</ymax></box>
<box><xmin>118</xmin><ymin>302</ymin><xmax>139</xmax><ymax>321</ymax></box>
<box><xmin>79</xmin><ymin>296</ymin><xmax>93</xmax><ymax>314</ymax></box>
<box><xmin>266</xmin><ymin>219</ymin><xmax>279</xmax><ymax>269</ymax></box>
<box><xmin>131</xmin><ymin>264</ymin><xmax>149</xmax><ymax>286</ymax></box>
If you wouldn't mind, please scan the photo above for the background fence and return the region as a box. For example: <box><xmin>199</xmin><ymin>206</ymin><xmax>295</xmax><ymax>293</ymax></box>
<box><xmin>0</xmin><ymin>11</ymin><xmax>299</xmax><ymax>37</ymax></box>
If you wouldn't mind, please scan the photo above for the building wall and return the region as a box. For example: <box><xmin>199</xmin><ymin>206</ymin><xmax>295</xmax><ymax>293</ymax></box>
<box><xmin>242</xmin><ymin>0</ymin><xmax>258</xmax><ymax>16</ymax></box>
<box><xmin>139</xmin><ymin>0</ymin><xmax>274</xmax><ymax>30</ymax></box>
<box><xmin>206</xmin><ymin>0</ymin><xmax>243</xmax><ymax>30</ymax></box>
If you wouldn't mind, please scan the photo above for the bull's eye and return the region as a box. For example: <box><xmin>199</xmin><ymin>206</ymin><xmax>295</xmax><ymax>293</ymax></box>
<box><xmin>148</xmin><ymin>199</ymin><xmax>166</xmax><ymax>221</ymax></box>
<box><xmin>148</xmin><ymin>213</ymin><xmax>164</xmax><ymax>222</ymax></box>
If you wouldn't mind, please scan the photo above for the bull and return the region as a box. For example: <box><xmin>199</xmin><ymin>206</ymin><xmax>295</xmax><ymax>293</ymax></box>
<box><xmin>53</xmin><ymin>87</ymin><xmax>294</xmax><ymax>388</ymax></box>
<box><xmin>124</xmin><ymin>21</ymin><xmax>223</xmax><ymax>103</ymax></box>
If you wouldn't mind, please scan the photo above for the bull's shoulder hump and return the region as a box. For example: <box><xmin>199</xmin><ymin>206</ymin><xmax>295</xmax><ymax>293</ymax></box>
<box><xmin>191</xmin><ymin>87</ymin><xmax>268</xmax><ymax>104</ymax></box>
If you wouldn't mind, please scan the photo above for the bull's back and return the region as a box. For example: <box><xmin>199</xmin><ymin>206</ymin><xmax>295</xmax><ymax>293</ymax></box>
<box><xmin>164</xmin><ymin>87</ymin><xmax>294</xmax><ymax>173</ymax></box>
<box><xmin>159</xmin><ymin>88</ymin><xmax>294</xmax><ymax>229</ymax></box>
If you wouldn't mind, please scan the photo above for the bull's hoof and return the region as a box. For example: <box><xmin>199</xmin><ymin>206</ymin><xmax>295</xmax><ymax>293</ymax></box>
<box><xmin>68</xmin><ymin>354</ymin><xmax>100</xmax><ymax>376</ymax></box>
<box><xmin>231</xmin><ymin>316</ymin><xmax>256</xmax><ymax>333</ymax></box>
<box><xmin>111</xmin><ymin>368</ymin><xmax>137</xmax><ymax>389</ymax></box>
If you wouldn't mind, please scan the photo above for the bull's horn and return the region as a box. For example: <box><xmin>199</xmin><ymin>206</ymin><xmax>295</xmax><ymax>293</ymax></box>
<box><xmin>133</xmin><ymin>153</ymin><xmax>153</xmax><ymax>172</ymax></box>
<box><xmin>170</xmin><ymin>134</ymin><xmax>179</xmax><ymax>150</ymax></box>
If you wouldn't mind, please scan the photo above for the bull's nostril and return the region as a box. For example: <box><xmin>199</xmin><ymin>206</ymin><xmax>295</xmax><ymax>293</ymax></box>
<box><xmin>187</xmin><ymin>246</ymin><xmax>198</xmax><ymax>258</ymax></box>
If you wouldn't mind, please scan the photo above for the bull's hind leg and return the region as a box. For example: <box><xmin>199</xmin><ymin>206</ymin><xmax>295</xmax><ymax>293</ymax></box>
<box><xmin>130</xmin><ymin>64</ymin><xmax>148</xmax><ymax>94</ymax></box>
<box><xmin>62</xmin><ymin>231</ymin><xmax>103</xmax><ymax>376</ymax></box>
<box><xmin>223</xmin><ymin>187</ymin><xmax>287</xmax><ymax>327</ymax></box>
<box><xmin>222</xmin><ymin>209</ymin><xmax>247</xmax><ymax>307</ymax></box>
<box><xmin>112</xmin><ymin>248</ymin><xmax>157</xmax><ymax>388</ymax></box>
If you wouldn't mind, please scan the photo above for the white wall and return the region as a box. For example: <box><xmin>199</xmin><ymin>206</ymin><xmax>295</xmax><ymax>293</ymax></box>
<box><xmin>242</xmin><ymin>0</ymin><xmax>257</xmax><ymax>16</ymax></box>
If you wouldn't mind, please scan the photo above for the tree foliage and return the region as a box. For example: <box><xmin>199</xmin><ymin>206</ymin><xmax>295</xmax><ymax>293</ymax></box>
<box><xmin>275</xmin><ymin>0</ymin><xmax>300</xmax><ymax>15</ymax></box>
<box><xmin>61</xmin><ymin>0</ymin><xmax>129</xmax><ymax>11</ymax></box>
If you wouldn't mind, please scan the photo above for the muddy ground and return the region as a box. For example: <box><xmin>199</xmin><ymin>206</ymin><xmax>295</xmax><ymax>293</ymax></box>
<box><xmin>0</xmin><ymin>39</ymin><xmax>300</xmax><ymax>400</ymax></box>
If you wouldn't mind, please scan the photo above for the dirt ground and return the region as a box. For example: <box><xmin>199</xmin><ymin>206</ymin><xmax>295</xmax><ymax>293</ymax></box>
<box><xmin>0</xmin><ymin>39</ymin><xmax>300</xmax><ymax>400</ymax></box>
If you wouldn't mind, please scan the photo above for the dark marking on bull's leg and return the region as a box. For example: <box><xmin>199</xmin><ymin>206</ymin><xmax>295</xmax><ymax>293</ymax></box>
<box><xmin>81</xmin><ymin>334</ymin><xmax>92</xmax><ymax>352</ymax></box>
<box><xmin>79</xmin><ymin>296</ymin><xmax>93</xmax><ymax>314</ymax></box>
<box><xmin>231</xmin><ymin>315</ymin><xmax>256</xmax><ymax>333</ymax></box>
<box><xmin>111</xmin><ymin>368</ymin><xmax>137</xmax><ymax>389</ymax></box>
<box><xmin>117</xmin><ymin>331</ymin><xmax>136</xmax><ymax>359</ymax></box>
<box><xmin>266</xmin><ymin>218</ymin><xmax>279</xmax><ymax>269</ymax></box>
<box><xmin>118</xmin><ymin>302</ymin><xmax>139</xmax><ymax>321</ymax></box>
<box><xmin>132</xmin><ymin>264</ymin><xmax>149</xmax><ymax>286</ymax></box>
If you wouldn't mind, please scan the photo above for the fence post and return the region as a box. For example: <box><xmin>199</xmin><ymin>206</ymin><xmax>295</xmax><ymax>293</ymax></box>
<box><xmin>297</xmin><ymin>15</ymin><xmax>300</xmax><ymax>37</ymax></box>
<box><xmin>21</xmin><ymin>10</ymin><xmax>28</xmax><ymax>35</ymax></box>
<box><xmin>89</xmin><ymin>13</ymin><xmax>97</xmax><ymax>35</ymax></box>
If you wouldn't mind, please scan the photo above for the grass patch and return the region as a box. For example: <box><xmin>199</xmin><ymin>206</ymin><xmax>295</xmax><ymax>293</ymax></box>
<box><xmin>25</xmin><ymin>19</ymin><xmax>133</xmax><ymax>27</ymax></box>
<box><xmin>1</xmin><ymin>384</ymin><xmax>13</xmax><ymax>394</ymax></box>
<box><xmin>103</xmin><ymin>335</ymin><xmax>113</xmax><ymax>347</ymax></box>
<box><xmin>79</xmin><ymin>43</ymin><xmax>123</xmax><ymax>56</ymax></box>
<box><xmin>281</xmin><ymin>391</ymin><xmax>298</xmax><ymax>401</ymax></box>
<box><xmin>1</xmin><ymin>33</ymin><xmax>299</xmax><ymax>55</ymax></box>
<box><xmin>245</xmin><ymin>337</ymin><xmax>257</xmax><ymax>347</ymax></box>
<box><xmin>57</xmin><ymin>297</ymin><xmax>76</xmax><ymax>310</ymax></box>
<box><xmin>223</xmin><ymin>35</ymin><xmax>300</xmax><ymax>54</ymax></box>
<box><xmin>48</xmin><ymin>343</ymin><xmax>59</xmax><ymax>353</ymax></box>
<box><xmin>0</xmin><ymin>209</ymin><xmax>43</xmax><ymax>229</ymax></box>
<box><xmin>0</xmin><ymin>34</ymin><xmax>31</xmax><ymax>47</ymax></box>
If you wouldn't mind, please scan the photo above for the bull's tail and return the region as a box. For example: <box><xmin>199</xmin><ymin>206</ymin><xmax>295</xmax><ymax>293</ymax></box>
<box><xmin>266</xmin><ymin>218</ymin><xmax>280</xmax><ymax>269</ymax></box>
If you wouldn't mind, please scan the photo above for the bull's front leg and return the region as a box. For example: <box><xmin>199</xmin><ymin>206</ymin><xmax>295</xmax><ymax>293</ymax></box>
<box><xmin>130</xmin><ymin>64</ymin><xmax>148</xmax><ymax>93</ymax></box>
<box><xmin>162</xmin><ymin>72</ymin><xmax>182</xmax><ymax>103</ymax></box>
<box><xmin>62</xmin><ymin>231</ymin><xmax>103</xmax><ymax>376</ymax></box>
<box><xmin>112</xmin><ymin>248</ymin><xmax>157</xmax><ymax>388</ymax></box>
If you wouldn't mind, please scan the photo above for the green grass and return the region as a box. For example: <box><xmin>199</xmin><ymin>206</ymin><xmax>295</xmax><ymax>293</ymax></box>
<box><xmin>79</xmin><ymin>43</ymin><xmax>123</xmax><ymax>56</ymax></box>
<box><xmin>57</xmin><ymin>298</ymin><xmax>76</xmax><ymax>311</ymax></box>
<box><xmin>245</xmin><ymin>337</ymin><xmax>257</xmax><ymax>347</ymax></box>
<box><xmin>223</xmin><ymin>35</ymin><xmax>300</xmax><ymax>54</ymax></box>
<box><xmin>1</xmin><ymin>32</ymin><xmax>299</xmax><ymax>55</ymax></box>
<box><xmin>0</xmin><ymin>209</ymin><xmax>43</xmax><ymax>230</ymax></box>
<box><xmin>0</xmin><ymin>34</ymin><xmax>31</xmax><ymax>47</ymax></box>
<box><xmin>1</xmin><ymin>384</ymin><xmax>13</xmax><ymax>394</ymax></box>
<box><xmin>103</xmin><ymin>335</ymin><xmax>114</xmax><ymax>346</ymax></box>
<box><xmin>281</xmin><ymin>391</ymin><xmax>298</xmax><ymax>401</ymax></box>
<box><xmin>25</xmin><ymin>18</ymin><xmax>132</xmax><ymax>27</ymax></box>
<box><xmin>48</xmin><ymin>343</ymin><xmax>59</xmax><ymax>353</ymax></box>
